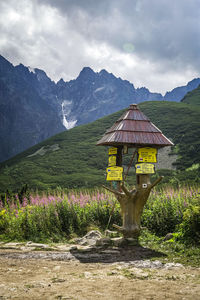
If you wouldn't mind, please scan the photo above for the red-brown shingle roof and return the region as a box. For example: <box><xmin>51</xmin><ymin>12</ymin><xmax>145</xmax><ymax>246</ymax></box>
<box><xmin>96</xmin><ymin>104</ymin><xmax>173</xmax><ymax>148</ymax></box>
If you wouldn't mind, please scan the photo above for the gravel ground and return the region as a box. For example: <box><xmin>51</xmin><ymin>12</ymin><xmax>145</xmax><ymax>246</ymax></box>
<box><xmin>0</xmin><ymin>242</ymin><xmax>199</xmax><ymax>299</ymax></box>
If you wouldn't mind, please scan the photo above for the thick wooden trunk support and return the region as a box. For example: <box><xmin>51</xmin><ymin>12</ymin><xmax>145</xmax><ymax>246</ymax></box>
<box><xmin>103</xmin><ymin>176</ymin><xmax>163</xmax><ymax>239</ymax></box>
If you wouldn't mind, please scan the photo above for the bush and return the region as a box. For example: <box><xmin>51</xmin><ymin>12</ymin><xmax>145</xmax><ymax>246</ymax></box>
<box><xmin>141</xmin><ymin>188</ymin><xmax>186</xmax><ymax>236</ymax></box>
<box><xmin>176</xmin><ymin>203</ymin><xmax>200</xmax><ymax>245</ymax></box>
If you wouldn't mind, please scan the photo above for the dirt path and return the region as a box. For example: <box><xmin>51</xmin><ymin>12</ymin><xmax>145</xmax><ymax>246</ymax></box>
<box><xmin>0</xmin><ymin>244</ymin><xmax>199</xmax><ymax>300</ymax></box>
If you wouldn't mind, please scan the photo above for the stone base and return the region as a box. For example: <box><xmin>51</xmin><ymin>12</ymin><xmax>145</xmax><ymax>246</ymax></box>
<box><xmin>105</xmin><ymin>230</ymin><xmax>119</xmax><ymax>238</ymax></box>
<box><xmin>111</xmin><ymin>237</ymin><xmax>139</xmax><ymax>247</ymax></box>
<box><xmin>72</xmin><ymin>230</ymin><xmax>140</xmax><ymax>248</ymax></box>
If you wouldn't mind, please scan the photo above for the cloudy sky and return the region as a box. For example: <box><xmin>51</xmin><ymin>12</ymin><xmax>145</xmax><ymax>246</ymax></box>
<box><xmin>0</xmin><ymin>0</ymin><xmax>200</xmax><ymax>94</ymax></box>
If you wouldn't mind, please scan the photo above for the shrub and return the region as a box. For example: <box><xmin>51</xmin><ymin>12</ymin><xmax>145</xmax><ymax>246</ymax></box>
<box><xmin>176</xmin><ymin>202</ymin><xmax>200</xmax><ymax>245</ymax></box>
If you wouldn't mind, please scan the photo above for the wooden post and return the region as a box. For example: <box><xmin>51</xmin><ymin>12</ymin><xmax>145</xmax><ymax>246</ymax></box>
<box><xmin>103</xmin><ymin>176</ymin><xmax>163</xmax><ymax>239</ymax></box>
<box><xmin>116</xmin><ymin>146</ymin><xmax>123</xmax><ymax>166</ymax></box>
<box><xmin>116</xmin><ymin>146</ymin><xmax>123</xmax><ymax>191</ymax></box>
<box><xmin>98</xmin><ymin>104</ymin><xmax>172</xmax><ymax>241</ymax></box>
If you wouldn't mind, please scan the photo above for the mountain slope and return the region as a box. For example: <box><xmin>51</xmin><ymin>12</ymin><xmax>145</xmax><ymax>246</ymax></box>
<box><xmin>181</xmin><ymin>84</ymin><xmax>200</xmax><ymax>105</ymax></box>
<box><xmin>1</xmin><ymin>54</ymin><xmax>200</xmax><ymax>163</ymax></box>
<box><xmin>0</xmin><ymin>55</ymin><xmax>65</xmax><ymax>162</ymax></box>
<box><xmin>0</xmin><ymin>101</ymin><xmax>199</xmax><ymax>192</ymax></box>
<box><xmin>164</xmin><ymin>78</ymin><xmax>200</xmax><ymax>101</ymax></box>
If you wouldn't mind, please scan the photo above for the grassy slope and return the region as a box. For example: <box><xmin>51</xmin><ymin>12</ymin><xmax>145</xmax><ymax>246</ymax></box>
<box><xmin>140</xmin><ymin>102</ymin><xmax>200</xmax><ymax>169</ymax></box>
<box><xmin>181</xmin><ymin>85</ymin><xmax>200</xmax><ymax>105</ymax></box>
<box><xmin>0</xmin><ymin>101</ymin><xmax>200</xmax><ymax>192</ymax></box>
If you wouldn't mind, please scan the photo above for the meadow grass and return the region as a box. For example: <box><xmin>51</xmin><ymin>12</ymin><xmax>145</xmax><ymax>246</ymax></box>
<box><xmin>0</xmin><ymin>188</ymin><xmax>120</xmax><ymax>242</ymax></box>
<box><xmin>0</xmin><ymin>185</ymin><xmax>199</xmax><ymax>247</ymax></box>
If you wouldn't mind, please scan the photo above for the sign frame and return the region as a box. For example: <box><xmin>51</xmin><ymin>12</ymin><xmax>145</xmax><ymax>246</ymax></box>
<box><xmin>135</xmin><ymin>163</ymin><xmax>155</xmax><ymax>174</ymax></box>
<box><xmin>108</xmin><ymin>147</ymin><xmax>118</xmax><ymax>155</ymax></box>
<box><xmin>138</xmin><ymin>147</ymin><xmax>157</xmax><ymax>163</ymax></box>
<box><xmin>108</xmin><ymin>155</ymin><xmax>117</xmax><ymax>167</ymax></box>
<box><xmin>106</xmin><ymin>166</ymin><xmax>123</xmax><ymax>181</ymax></box>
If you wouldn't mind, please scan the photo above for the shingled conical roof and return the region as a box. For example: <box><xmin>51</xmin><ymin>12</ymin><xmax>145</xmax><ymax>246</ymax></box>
<box><xmin>96</xmin><ymin>104</ymin><xmax>173</xmax><ymax>148</ymax></box>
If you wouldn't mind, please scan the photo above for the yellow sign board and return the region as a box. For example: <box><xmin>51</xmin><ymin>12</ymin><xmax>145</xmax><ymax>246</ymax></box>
<box><xmin>106</xmin><ymin>166</ymin><xmax>123</xmax><ymax>181</ymax></box>
<box><xmin>135</xmin><ymin>163</ymin><xmax>155</xmax><ymax>174</ymax></box>
<box><xmin>138</xmin><ymin>147</ymin><xmax>157</xmax><ymax>163</ymax></box>
<box><xmin>108</xmin><ymin>147</ymin><xmax>118</xmax><ymax>155</ymax></box>
<box><xmin>108</xmin><ymin>155</ymin><xmax>116</xmax><ymax>167</ymax></box>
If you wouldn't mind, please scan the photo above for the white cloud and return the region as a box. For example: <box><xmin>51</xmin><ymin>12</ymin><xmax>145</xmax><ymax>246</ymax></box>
<box><xmin>0</xmin><ymin>0</ymin><xmax>200</xmax><ymax>94</ymax></box>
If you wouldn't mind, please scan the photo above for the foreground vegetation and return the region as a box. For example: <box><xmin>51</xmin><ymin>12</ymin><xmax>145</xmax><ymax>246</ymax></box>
<box><xmin>0</xmin><ymin>185</ymin><xmax>199</xmax><ymax>265</ymax></box>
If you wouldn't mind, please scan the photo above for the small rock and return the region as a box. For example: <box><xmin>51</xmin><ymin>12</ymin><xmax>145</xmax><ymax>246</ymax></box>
<box><xmin>111</xmin><ymin>237</ymin><xmax>139</xmax><ymax>247</ymax></box>
<box><xmin>74</xmin><ymin>230</ymin><xmax>102</xmax><ymax>246</ymax></box>
<box><xmin>26</xmin><ymin>241</ymin><xmax>33</xmax><ymax>245</ymax></box>
<box><xmin>78</xmin><ymin>246</ymin><xmax>96</xmax><ymax>252</ymax></box>
<box><xmin>0</xmin><ymin>242</ymin><xmax>23</xmax><ymax>250</ymax></box>
<box><xmin>69</xmin><ymin>246</ymin><xmax>77</xmax><ymax>251</ymax></box>
<box><xmin>105</xmin><ymin>230</ymin><xmax>119</xmax><ymax>238</ymax></box>
<box><xmin>84</xmin><ymin>230</ymin><xmax>102</xmax><ymax>239</ymax></box>
<box><xmin>163</xmin><ymin>233</ymin><xmax>173</xmax><ymax>241</ymax></box>
<box><xmin>4</xmin><ymin>242</ymin><xmax>22</xmax><ymax>247</ymax></box>
<box><xmin>95</xmin><ymin>237</ymin><xmax>111</xmax><ymax>246</ymax></box>
<box><xmin>164</xmin><ymin>262</ymin><xmax>184</xmax><ymax>269</ymax></box>
<box><xmin>111</xmin><ymin>237</ymin><xmax>125</xmax><ymax>247</ymax></box>
<box><xmin>26</xmin><ymin>242</ymin><xmax>48</xmax><ymax>249</ymax></box>
<box><xmin>132</xmin><ymin>260</ymin><xmax>163</xmax><ymax>269</ymax></box>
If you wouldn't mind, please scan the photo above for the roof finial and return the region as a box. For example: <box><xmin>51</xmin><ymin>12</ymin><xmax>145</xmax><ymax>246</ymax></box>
<box><xmin>129</xmin><ymin>104</ymin><xmax>138</xmax><ymax>110</ymax></box>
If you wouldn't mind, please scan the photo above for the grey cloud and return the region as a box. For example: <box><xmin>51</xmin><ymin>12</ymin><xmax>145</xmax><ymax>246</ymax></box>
<box><xmin>0</xmin><ymin>0</ymin><xmax>200</xmax><ymax>93</ymax></box>
<box><xmin>41</xmin><ymin>0</ymin><xmax>200</xmax><ymax>72</ymax></box>
<box><xmin>40</xmin><ymin>0</ymin><xmax>115</xmax><ymax>17</ymax></box>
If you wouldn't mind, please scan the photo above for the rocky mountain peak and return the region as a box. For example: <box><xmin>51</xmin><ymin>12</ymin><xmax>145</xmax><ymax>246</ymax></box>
<box><xmin>0</xmin><ymin>55</ymin><xmax>14</xmax><ymax>75</ymax></box>
<box><xmin>186</xmin><ymin>78</ymin><xmax>200</xmax><ymax>88</ymax></box>
<box><xmin>99</xmin><ymin>69</ymin><xmax>108</xmax><ymax>75</ymax></box>
<box><xmin>34</xmin><ymin>68</ymin><xmax>52</xmax><ymax>83</ymax></box>
<box><xmin>78</xmin><ymin>67</ymin><xmax>96</xmax><ymax>80</ymax></box>
<box><xmin>57</xmin><ymin>78</ymin><xmax>66</xmax><ymax>86</ymax></box>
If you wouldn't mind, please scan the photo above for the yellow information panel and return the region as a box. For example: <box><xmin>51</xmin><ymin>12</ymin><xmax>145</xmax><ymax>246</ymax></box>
<box><xmin>106</xmin><ymin>166</ymin><xmax>123</xmax><ymax>181</ymax></box>
<box><xmin>108</xmin><ymin>155</ymin><xmax>116</xmax><ymax>167</ymax></box>
<box><xmin>135</xmin><ymin>163</ymin><xmax>155</xmax><ymax>174</ymax></box>
<box><xmin>108</xmin><ymin>147</ymin><xmax>118</xmax><ymax>155</ymax></box>
<box><xmin>138</xmin><ymin>147</ymin><xmax>157</xmax><ymax>163</ymax></box>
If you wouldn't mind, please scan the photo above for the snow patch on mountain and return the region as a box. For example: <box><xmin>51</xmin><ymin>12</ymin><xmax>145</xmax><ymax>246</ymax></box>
<box><xmin>61</xmin><ymin>100</ymin><xmax>77</xmax><ymax>130</ymax></box>
<box><xmin>28</xmin><ymin>66</ymin><xmax>35</xmax><ymax>74</ymax></box>
<box><xmin>94</xmin><ymin>86</ymin><xmax>105</xmax><ymax>93</ymax></box>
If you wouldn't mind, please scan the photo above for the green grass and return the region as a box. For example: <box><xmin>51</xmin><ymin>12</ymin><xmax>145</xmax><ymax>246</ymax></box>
<box><xmin>139</xmin><ymin>228</ymin><xmax>200</xmax><ymax>267</ymax></box>
<box><xmin>0</xmin><ymin>101</ymin><xmax>200</xmax><ymax>192</ymax></box>
<box><xmin>0</xmin><ymin>186</ymin><xmax>199</xmax><ymax>243</ymax></box>
<box><xmin>181</xmin><ymin>84</ymin><xmax>200</xmax><ymax>105</ymax></box>
<box><xmin>0</xmin><ymin>186</ymin><xmax>199</xmax><ymax>266</ymax></box>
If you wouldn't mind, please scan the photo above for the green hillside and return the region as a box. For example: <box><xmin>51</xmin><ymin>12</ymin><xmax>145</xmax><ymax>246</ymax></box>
<box><xmin>181</xmin><ymin>85</ymin><xmax>200</xmax><ymax>105</ymax></box>
<box><xmin>0</xmin><ymin>101</ymin><xmax>200</xmax><ymax>192</ymax></box>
